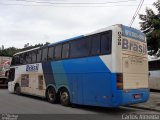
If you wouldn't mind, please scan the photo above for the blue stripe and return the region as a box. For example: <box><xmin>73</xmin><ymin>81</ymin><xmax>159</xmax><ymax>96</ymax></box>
<box><xmin>48</xmin><ymin>35</ymin><xmax>84</xmax><ymax>46</ymax></box>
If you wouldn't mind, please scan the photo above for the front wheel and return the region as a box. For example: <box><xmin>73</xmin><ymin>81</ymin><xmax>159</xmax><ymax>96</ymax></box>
<box><xmin>14</xmin><ymin>84</ymin><xmax>21</xmax><ymax>95</ymax></box>
<box><xmin>60</xmin><ymin>89</ymin><xmax>70</xmax><ymax>106</ymax></box>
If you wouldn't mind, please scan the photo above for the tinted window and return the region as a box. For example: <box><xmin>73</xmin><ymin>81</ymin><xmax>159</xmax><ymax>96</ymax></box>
<box><xmin>70</xmin><ymin>38</ymin><xmax>90</xmax><ymax>58</ymax></box>
<box><xmin>11</xmin><ymin>56</ymin><xmax>16</xmax><ymax>65</ymax></box>
<box><xmin>32</xmin><ymin>51</ymin><xmax>37</xmax><ymax>63</ymax></box>
<box><xmin>149</xmin><ymin>60</ymin><xmax>160</xmax><ymax>71</ymax></box>
<box><xmin>101</xmin><ymin>31</ymin><xmax>112</xmax><ymax>54</ymax></box>
<box><xmin>23</xmin><ymin>53</ymin><xmax>27</xmax><ymax>64</ymax></box>
<box><xmin>91</xmin><ymin>35</ymin><xmax>100</xmax><ymax>55</ymax></box>
<box><xmin>55</xmin><ymin>44</ymin><xmax>62</xmax><ymax>59</ymax></box>
<box><xmin>48</xmin><ymin>46</ymin><xmax>54</xmax><ymax>60</ymax></box>
<box><xmin>62</xmin><ymin>43</ymin><xmax>69</xmax><ymax>59</ymax></box>
<box><xmin>37</xmin><ymin>49</ymin><xmax>42</xmax><ymax>62</ymax></box>
<box><xmin>15</xmin><ymin>55</ymin><xmax>20</xmax><ymax>65</ymax></box>
<box><xmin>8</xmin><ymin>68</ymin><xmax>15</xmax><ymax>81</ymax></box>
<box><xmin>26</xmin><ymin>52</ymin><xmax>32</xmax><ymax>64</ymax></box>
<box><xmin>42</xmin><ymin>48</ymin><xmax>48</xmax><ymax>61</ymax></box>
<box><xmin>19</xmin><ymin>54</ymin><xmax>24</xmax><ymax>64</ymax></box>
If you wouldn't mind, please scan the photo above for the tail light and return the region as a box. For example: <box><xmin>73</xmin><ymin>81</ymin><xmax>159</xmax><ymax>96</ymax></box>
<box><xmin>117</xmin><ymin>73</ymin><xmax>123</xmax><ymax>90</ymax></box>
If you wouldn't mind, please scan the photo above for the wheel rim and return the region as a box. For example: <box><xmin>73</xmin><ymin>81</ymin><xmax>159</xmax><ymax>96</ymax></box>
<box><xmin>61</xmin><ymin>91</ymin><xmax>68</xmax><ymax>103</ymax></box>
<box><xmin>48</xmin><ymin>89</ymin><xmax>55</xmax><ymax>101</ymax></box>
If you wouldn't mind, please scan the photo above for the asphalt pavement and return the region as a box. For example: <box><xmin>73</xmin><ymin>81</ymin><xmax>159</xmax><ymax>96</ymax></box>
<box><xmin>0</xmin><ymin>89</ymin><xmax>159</xmax><ymax>120</ymax></box>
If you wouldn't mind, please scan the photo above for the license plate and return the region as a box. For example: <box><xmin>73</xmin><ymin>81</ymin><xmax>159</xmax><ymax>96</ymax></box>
<box><xmin>134</xmin><ymin>94</ymin><xmax>141</xmax><ymax>99</ymax></box>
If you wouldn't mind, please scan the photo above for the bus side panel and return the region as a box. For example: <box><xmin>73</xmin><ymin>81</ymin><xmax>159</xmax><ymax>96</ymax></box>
<box><xmin>42</xmin><ymin>62</ymin><xmax>55</xmax><ymax>86</ymax></box>
<box><xmin>82</xmin><ymin>73</ymin><xmax>112</xmax><ymax>106</ymax></box>
<box><xmin>58</xmin><ymin>56</ymin><xmax>112</xmax><ymax>106</ymax></box>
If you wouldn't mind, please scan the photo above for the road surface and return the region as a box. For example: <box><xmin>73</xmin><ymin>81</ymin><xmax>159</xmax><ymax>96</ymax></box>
<box><xmin>0</xmin><ymin>89</ymin><xmax>159</xmax><ymax>120</ymax></box>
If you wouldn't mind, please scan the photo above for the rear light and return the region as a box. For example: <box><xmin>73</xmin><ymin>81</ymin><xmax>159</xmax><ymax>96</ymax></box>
<box><xmin>117</xmin><ymin>73</ymin><xmax>123</xmax><ymax>90</ymax></box>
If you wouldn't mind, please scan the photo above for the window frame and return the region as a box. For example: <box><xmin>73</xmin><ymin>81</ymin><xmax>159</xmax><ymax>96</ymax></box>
<box><xmin>62</xmin><ymin>42</ymin><xmax>70</xmax><ymax>59</ymax></box>
<box><xmin>36</xmin><ymin>49</ymin><xmax>42</xmax><ymax>63</ymax></box>
<box><xmin>48</xmin><ymin>45</ymin><xmax>55</xmax><ymax>61</ymax></box>
<box><xmin>10</xmin><ymin>30</ymin><xmax>112</xmax><ymax>65</ymax></box>
<box><xmin>31</xmin><ymin>50</ymin><xmax>37</xmax><ymax>63</ymax></box>
<box><xmin>90</xmin><ymin>34</ymin><xmax>101</xmax><ymax>56</ymax></box>
<box><xmin>70</xmin><ymin>37</ymin><xmax>91</xmax><ymax>59</ymax></box>
<box><xmin>100</xmin><ymin>30</ymin><xmax>112</xmax><ymax>55</ymax></box>
<box><xmin>54</xmin><ymin>44</ymin><xmax>62</xmax><ymax>60</ymax></box>
<box><xmin>42</xmin><ymin>47</ymin><xmax>48</xmax><ymax>62</ymax></box>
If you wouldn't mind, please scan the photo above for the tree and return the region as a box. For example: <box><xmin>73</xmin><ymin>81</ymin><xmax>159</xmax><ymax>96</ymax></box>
<box><xmin>0</xmin><ymin>43</ymin><xmax>44</xmax><ymax>57</ymax></box>
<box><xmin>139</xmin><ymin>0</ymin><xmax>160</xmax><ymax>55</ymax></box>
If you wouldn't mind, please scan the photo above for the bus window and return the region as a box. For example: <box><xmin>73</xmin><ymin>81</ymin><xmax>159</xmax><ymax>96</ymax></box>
<box><xmin>91</xmin><ymin>35</ymin><xmax>100</xmax><ymax>55</ymax></box>
<box><xmin>32</xmin><ymin>50</ymin><xmax>37</xmax><ymax>63</ymax></box>
<box><xmin>55</xmin><ymin>44</ymin><xmax>62</xmax><ymax>60</ymax></box>
<box><xmin>70</xmin><ymin>38</ymin><xmax>90</xmax><ymax>58</ymax></box>
<box><xmin>62</xmin><ymin>43</ymin><xmax>69</xmax><ymax>59</ymax></box>
<box><xmin>37</xmin><ymin>49</ymin><xmax>42</xmax><ymax>62</ymax></box>
<box><xmin>42</xmin><ymin>47</ymin><xmax>48</xmax><ymax>61</ymax></box>
<box><xmin>15</xmin><ymin>55</ymin><xmax>20</xmax><ymax>65</ymax></box>
<box><xmin>48</xmin><ymin>46</ymin><xmax>54</xmax><ymax>60</ymax></box>
<box><xmin>149</xmin><ymin>60</ymin><xmax>160</xmax><ymax>71</ymax></box>
<box><xmin>19</xmin><ymin>54</ymin><xmax>24</xmax><ymax>65</ymax></box>
<box><xmin>26</xmin><ymin>52</ymin><xmax>32</xmax><ymax>64</ymax></box>
<box><xmin>101</xmin><ymin>31</ymin><xmax>112</xmax><ymax>54</ymax></box>
<box><xmin>8</xmin><ymin>68</ymin><xmax>15</xmax><ymax>81</ymax></box>
<box><xmin>11</xmin><ymin>56</ymin><xmax>16</xmax><ymax>65</ymax></box>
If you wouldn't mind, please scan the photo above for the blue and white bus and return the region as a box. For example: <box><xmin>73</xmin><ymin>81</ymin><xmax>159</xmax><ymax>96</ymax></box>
<box><xmin>8</xmin><ymin>24</ymin><xmax>149</xmax><ymax>107</ymax></box>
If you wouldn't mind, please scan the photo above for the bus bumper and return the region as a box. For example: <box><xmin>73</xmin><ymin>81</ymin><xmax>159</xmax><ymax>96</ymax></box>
<box><xmin>111</xmin><ymin>88</ymin><xmax>150</xmax><ymax>107</ymax></box>
<box><xmin>8</xmin><ymin>81</ymin><xmax>15</xmax><ymax>93</ymax></box>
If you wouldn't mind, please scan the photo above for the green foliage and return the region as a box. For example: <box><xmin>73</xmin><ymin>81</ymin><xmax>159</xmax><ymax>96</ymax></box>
<box><xmin>139</xmin><ymin>0</ymin><xmax>160</xmax><ymax>55</ymax></box>
<box><xmin>0</xmin><ymin>43</ymin><xmax>44</xmax><ymax>57</ymax></box>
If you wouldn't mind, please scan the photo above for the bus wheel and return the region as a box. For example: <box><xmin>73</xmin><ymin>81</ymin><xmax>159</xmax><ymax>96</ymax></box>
<box><xmin>46</xmin><ymin>87</ymin><xmax>57</xmax><ymax>104</ymax></box>
<box><xmin>60</xmin><ymin>89</ymin><xmax>70</xmax><ymax>106</ymax></box>
<box><xmin>15</xmin><ymin>84</ymin><xmax>21</xmax><ymax>95</ymax></box>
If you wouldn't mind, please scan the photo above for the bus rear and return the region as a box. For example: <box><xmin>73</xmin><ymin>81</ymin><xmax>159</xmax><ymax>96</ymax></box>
<box><xmin>112</xmin><ymin>25</ymin><xmax>149</xmax><ymax>106</ymax></box>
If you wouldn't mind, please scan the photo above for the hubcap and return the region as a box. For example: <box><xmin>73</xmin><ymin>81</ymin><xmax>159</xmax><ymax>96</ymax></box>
<box><xmin>61</xmin><ymin>92</ymin><xmax>68</xmax><ymax>102</ymax></box>
<box><xmin>48</xmin><ymin>89</ymin><xmax>55</xmax><ymax>100</ymax></box>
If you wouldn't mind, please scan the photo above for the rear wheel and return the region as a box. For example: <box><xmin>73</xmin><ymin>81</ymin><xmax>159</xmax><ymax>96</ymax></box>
<box><xmin>60</xmin><ymin>89</ymin><xmax>70</xmax><ymax>106</ymax></box>
<box><xmin>46</xmin><ymin>87</ymin><xmax>57</xmax><ymax>104</ymax></box>
<box><xmin>14</xmin><ymin>84</ymin><xmax>21</xmax><ymax>95</ymax></box>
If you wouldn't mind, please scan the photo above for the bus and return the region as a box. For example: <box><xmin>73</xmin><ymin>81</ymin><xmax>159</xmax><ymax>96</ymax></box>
<box><xmin>148</xmin><ymin>58</ymin><xmax>160</xmax><ymax>90</ymax></box>
<box><xmin>0</xmin><ymin>56</ymin><xmax>12</xmax><ymax>87</ymax></box>
<box><xmin>8</xmin><ymin>24</ymin><xmax>149</xmax><ymax>107</ymax></box>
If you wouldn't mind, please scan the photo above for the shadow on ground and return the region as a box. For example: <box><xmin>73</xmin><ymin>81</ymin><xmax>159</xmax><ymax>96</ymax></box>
<box><xmin>9</xmin><ymin>92</ymin><xmax>140</xmax><ymax>115</ymax></box>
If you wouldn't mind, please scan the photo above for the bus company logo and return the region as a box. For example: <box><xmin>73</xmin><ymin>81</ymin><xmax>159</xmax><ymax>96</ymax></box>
<box><xmin>26</xmin><ymin>64</ymin><xmax>39</xmax><ymax>72</ymax></box>
<box><xmin>124</xmin><ymin>29</ymin><xmax>145</xmax><ymax>42</ymax></box>
<box><xmin>122</xmin><ymin>38</ymin><xmax>147</xmax><ymax>54</ymax></box>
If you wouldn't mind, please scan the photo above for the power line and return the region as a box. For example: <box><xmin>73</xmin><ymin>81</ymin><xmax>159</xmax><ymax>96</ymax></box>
<box><xmin>129</xmin><ymin>0</ymin><xmax>144</xmax><ymax>27</ymax></box>
<box><xmin>7</xmin><ymin>0</ymin><xmax>136</xmax><ymax>5</ymax></box>
<box><xmin>0</xmin><ymin>2</ymin><xmax>151</xmax><ymax>7</ymax></box>
<box><xmin>0</xmin><ymin>3</ymin><xmax>152</xmax><ymax>7</ymax></box>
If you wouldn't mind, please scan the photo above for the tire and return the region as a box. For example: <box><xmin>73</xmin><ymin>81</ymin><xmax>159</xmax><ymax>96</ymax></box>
<box><xmin>60</xmin><ymin>89</ymin><xmax>70</xmax><ymax>106</ymax></box>
<box><xmin>46</xmin><ymin>87</ymin><xmax>57</xmax><ymax>104</ymax></box>
<box><xmin>14</xmin><ymin>84</ymin><xmax>21</xmax><ymax>95</ymax></box>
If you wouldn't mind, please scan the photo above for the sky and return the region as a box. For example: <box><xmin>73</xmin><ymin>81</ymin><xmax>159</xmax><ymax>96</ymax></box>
<box><xmin>0</xmin><ymin>0</ymin><xmax>158</xmax><ymax>48</ymax></box>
